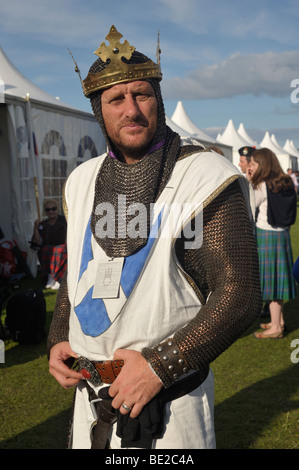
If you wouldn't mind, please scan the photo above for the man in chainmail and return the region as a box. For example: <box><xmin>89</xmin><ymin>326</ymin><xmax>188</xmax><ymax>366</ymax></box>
<box><xmin>48</xmin><ymin>26</ymin><xmax>262</xmax><ymax>449</ymax></box>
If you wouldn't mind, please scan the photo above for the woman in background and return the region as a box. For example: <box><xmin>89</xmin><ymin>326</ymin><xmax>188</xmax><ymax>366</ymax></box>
<box><xmin>249</xmin><ymin>148</ymin><xmax>296</xmax><ymax>339</ymax></box>
<box><xmin>32</xmin><ymin>199</ymin><xmax>67</xmax><ymax>289</ymax></box>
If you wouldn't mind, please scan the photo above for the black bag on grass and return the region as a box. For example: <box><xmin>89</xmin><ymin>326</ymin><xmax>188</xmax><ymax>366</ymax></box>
<box><xmin>5</xmin><ymin>289</ymin><xmax>46</xmax><ymax>344</ymax></box>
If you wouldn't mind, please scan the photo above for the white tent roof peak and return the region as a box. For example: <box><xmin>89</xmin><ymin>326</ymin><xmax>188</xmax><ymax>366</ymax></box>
<box><xmin>171</xmin><ymin>101</ymin><xmax>214</xmax><ymax>142</ymax></box>
<box><xmin>0</xmin><ymin>46</ymin><xmax>74</xmax><ymax>109</ymax></box>
<box><xmin>260</xmin><ymin>131</ymin><xmax>288</xmax><ymax>156</ymax></box>
<box><xmin>237</xmin><ymin>123</ymin><xmax>258</xmax><ymax>147</ymax></box>
<box><xmin>284</xmin><ymin>138</ymin><xmax>299</xmax><ymax>157</ymax></box>
<box><xmin>260</xmin><ymin>132</ymin><xmax>293</xmax><ymax>173</ymax></box>
<box><xmin>217</xmin><ymin>118</ymin><xmax>250</xmax><ymax>150</ymax></box>
<box><xmin>166</xmin><ymin>115</ymin><xmax>193</xmax><ymax>137</ymax></box>
<box><xmin>271</xmin><ymin>133</ymin><xmax>288</xmax><ymax>154</ymax></box>
<box><xmin>290</xmin><ymin>140</ymin><xmax>299</xmax><ymax>156</ymax></box>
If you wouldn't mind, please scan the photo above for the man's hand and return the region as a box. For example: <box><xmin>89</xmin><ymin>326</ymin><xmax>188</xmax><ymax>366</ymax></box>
<box><xmin>109</xmin><ymin>349</ymin><xmax>163</xmax><ymax>418</ymax></box>
<box><xmin>49</xmin><ymin>341</ymin><xmax>84</xmax><ymax>389</ymax></box>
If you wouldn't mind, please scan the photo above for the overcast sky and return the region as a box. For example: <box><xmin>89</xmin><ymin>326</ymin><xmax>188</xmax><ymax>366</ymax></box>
<box><xmin>0</xmin><ymin>0</ymin><xmax>298</xmax><ymax>146</ymax></box>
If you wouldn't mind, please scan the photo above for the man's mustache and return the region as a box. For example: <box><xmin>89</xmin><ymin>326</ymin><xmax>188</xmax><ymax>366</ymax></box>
<box><xmin>120</xmin><ymin>118</ymin><xmax>149</xmax><ymax>128</ymax></box>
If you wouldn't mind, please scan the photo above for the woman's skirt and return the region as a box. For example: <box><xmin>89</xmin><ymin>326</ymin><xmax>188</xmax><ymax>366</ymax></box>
<box><xmin>256</xmin><ymin>227</ymin><xmax>296</xmax><ymax>301</ymax></box>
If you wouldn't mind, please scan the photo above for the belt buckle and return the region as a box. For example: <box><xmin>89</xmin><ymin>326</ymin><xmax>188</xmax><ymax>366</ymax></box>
<box><xmin>77</xmin><ymin>356</ymin><xmax>102</xmax><ymax>387</ymax></box>
<box><xmin>90</xmin><ymin>398</ymin><xmax>102</xmax><ymax>420</ymax></box>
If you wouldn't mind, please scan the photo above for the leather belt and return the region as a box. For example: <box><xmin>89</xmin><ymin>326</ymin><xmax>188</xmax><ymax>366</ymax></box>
<box><xmin>77</xmin><ymin>356</ymin><xmax>124</xmax><ymax>387</ymax></box>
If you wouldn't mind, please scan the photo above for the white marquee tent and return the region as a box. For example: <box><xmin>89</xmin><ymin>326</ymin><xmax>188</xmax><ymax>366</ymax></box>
<box><xmin>166</xmin><ymin>115</ymin><xmax>194</xmax><ymax>138</ymax></box>
<box><xmin>216</xmin><ymin>119</ymin><xmax>251</xmax><ymax>167</ymax></box>
<box><xmin>271</xmin><ymin>134</ymin><xmax>298</xmax><ymax>170</ymax></box>
<box><xmin>289</xmin><ymin>140</ymin><xmax>299</xmax><ymax>157</ymax></box>
<box><xmin>171</xmin><ymin>101</ymin><xmax>232</xmax><ymax>160</ymax></box>
<box><xmin>0</xmin><ymin>47</ymin><xmax>105</xmax><ymax>275</ymax></box>
<box><xmin>284</xmin><ymin>139</ymin><xmax>299</xmax><ymax>168</ymax></box>
<box><xmin>271</xmin><ymin>133</ymin><xmax>286</xmax><ymax>153</ymax></box>
<box><xmin>237</xmin><ymin>123</ymin><xmax>259</xmax><ymax>148</ymax></box>
<box><xmin>171</xmin><ymin>101</ymin><xmax>214</xmax><ymax>142</ymax></box>
<box><xmin>260</xmin><ymin>132</ymin><xmax>294</xmax><ymax>173</ymax></box>
<box><xmin>166</xmin><ymin>114</ymin><xmax>215</xmax><ymax>148</ymax></box>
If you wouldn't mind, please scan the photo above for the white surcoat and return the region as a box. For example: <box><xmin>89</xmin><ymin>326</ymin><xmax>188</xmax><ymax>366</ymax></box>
<box><xmin>64</xmin><ymin>149</ymin><xmax>242</xmax><ymax>449</ymax></box>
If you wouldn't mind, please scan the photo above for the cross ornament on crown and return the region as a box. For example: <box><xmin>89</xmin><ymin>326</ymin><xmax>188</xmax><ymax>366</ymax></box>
<box><xmin>81</xmin><ymin>25</ymin><xmax>162</xmax><ymax>97</ymax></box>
<box><xmin>94</xmin><ymin>26</ymin><xmax>135</xmax><ymax>63</ymax></box>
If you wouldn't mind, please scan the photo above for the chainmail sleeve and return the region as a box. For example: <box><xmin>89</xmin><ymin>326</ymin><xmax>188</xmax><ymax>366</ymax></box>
<box><xmin>47</xmin><ymin>272</ymin><xmax>71</xmax><ymax>357</ymax></box>
<box><xmin>142</xmin><ymin>179</ymin><xmax>262</xmax><ymax>387</ymax></box>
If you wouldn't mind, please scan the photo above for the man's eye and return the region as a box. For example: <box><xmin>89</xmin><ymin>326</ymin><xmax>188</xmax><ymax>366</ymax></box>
<box><xmin>136</xmin><ymin>94</ymin><xmax>149</xmax><ymax>101</ymax></box>
<box><xmin>111</xmin><ymin>97</ymin><xmax>122</xmax><ymax>103</ymax></box>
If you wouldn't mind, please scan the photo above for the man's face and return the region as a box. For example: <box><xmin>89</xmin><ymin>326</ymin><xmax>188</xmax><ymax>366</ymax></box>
<box><xmin>101</xmin><ymin>80</ymin><xmax>158</xmax><ymax>163</ymax></box>
<box><xmin>238</xmin><ymin>156</ymin><xmax>249</xmax><ymax>174</ymax></box>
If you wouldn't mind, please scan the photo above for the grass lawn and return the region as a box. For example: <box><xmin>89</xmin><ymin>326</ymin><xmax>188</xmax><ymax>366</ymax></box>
<box><xmin>0</xmin><ymin>202</ymin><xmax>298</xmax><ymax>449</ymax></box>
<box><xmin>212</xmin><ymin>200</ymin><xmax>299</xmax><ymax>449</ymax></box>
<box><xmin>0</xmin><ymin>284</ymin><xmax>74</xmax><ymax>449</ymax></box>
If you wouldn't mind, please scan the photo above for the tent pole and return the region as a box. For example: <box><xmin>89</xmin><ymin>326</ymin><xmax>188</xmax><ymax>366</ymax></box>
<box><xmin>33</xmin><ymin>176</ymin><xmax>41</xmax><ymax>220</ymax></box>
<box><xmin>25</xmin><ymin>94</ymin><xmax>41</xmax><ymax>220</ymax></box>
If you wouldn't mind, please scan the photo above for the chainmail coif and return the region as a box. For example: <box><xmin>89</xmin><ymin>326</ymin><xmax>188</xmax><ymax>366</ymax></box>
<box><xmin>88</xmin><ymin>51</ymin><xmax>184</xmax><ymax>257</ymax></box>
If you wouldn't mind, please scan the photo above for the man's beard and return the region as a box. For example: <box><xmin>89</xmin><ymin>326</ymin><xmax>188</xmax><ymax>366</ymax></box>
<box><xmin>110</xmin><ymin>119</ymin><xmax>155</xmax><ymax>161</ymax></box>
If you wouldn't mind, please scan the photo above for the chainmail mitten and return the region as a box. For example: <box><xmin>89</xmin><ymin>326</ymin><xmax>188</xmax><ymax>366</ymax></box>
<box><xmin>142</xmin><ymin>179</ymin><xmax>262</xmax><ymax>388</ymax></box>
<box><xmin>47</xmin><ymin>272</ymin><xmax>70</xmax><ymax>357</ymax></box>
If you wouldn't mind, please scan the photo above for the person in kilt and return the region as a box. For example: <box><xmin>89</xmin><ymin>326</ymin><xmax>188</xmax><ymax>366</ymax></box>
<box><xmin>32</xmin><ymin>199</ymin><xmax>67</xmax><ymax>289</ymax></box>
<box><xmin>249</xmin><ymin>148</ymin><xmax>297</xmax><ymax>339</ymax></box>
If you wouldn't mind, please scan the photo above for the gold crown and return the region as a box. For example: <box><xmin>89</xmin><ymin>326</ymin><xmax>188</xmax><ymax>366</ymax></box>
<box><xmin>81</xmin><ymin>25</ymin><xmax>162</xmax><ymax>97</ymax></box>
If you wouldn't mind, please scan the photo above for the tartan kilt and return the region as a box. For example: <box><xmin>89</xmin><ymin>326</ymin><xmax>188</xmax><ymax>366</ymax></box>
<box><xmin>39</xmin><ymin>244</ymin><xmax>67</xmax><ymax>282</ymax></box>
<box><xmin>256</xmin><ymin>227</ymin><xmax>296</xmax><ymax>301</ymax></box>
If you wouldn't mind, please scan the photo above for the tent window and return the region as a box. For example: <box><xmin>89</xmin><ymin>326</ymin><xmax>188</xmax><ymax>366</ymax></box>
<box><xmin>77</xmin><ymin>135</ymin><xmax>98</xmax><ymax>165</ymax></box>
<box><xmin>40</xmin><ymin>130</ymin><xmax>67</xmax><ymax>211</ymax></box>
<box><xmin>41</xmin><ymin>130</ymin><xmax>67</xmax><ymax>156</ymax></box>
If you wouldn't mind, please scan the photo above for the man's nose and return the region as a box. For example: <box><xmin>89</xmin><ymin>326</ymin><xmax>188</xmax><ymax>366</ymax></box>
<box><xmin>124</xmin><ymin>95</ymin><xmax>140</xmax><ymax>118</ymax></box>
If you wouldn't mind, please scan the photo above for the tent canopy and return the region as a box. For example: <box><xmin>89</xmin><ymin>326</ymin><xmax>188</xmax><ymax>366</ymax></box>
<box><xmin>271</xmin><ymin>133</ymin><xmax>288</xmax><ymax>155</ymax></box>
<box><xmin>170</xmin><ymin>101</ymin><xmax>232</xmax><ymax>160</ymax></box>
<box><xmin>290</xmin><ymin>140</ymin><xmax>299</xmax><ymax>156</ymax></box>
<box><xmin>217</xmin><ymin>119</ymin><xmax>250</xmax><ymax>150</ymax></box>
<box><xmin>0</xmin><ymin>46</ymin><xmax>105</xmax><ymax>276</ymax></box>
<box><xmin>237</xmin><ymin>123</ymin><xmax>259</xmax><ymax>148</ymax></box>
<box><xmin>260</xmin><ymin>132</ymin><xmax>293</xmax><ymax>172</ymax></box>
<box><xmin>171</xmin><ymin>101</ymin><xmax>215</xmax><ymax>143</ymax></box>
<box><xmin>166</xmin><ymin>114</ymin><xmax>193</xmax><ymax>138</ymax></box>
<box><xmin>284</xmin><ymin>139</ymin><xmax>299</xmax><ymax>158</ymax></box>
<box><xmin>0</xmin><ymin>46</ymin><xmax>76</xmax><ymax>110</ymax></box>
<box><xmin>260</xmin><ymin>131</ymin><xmax>288</xmax><ymax>155</ymax></box>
